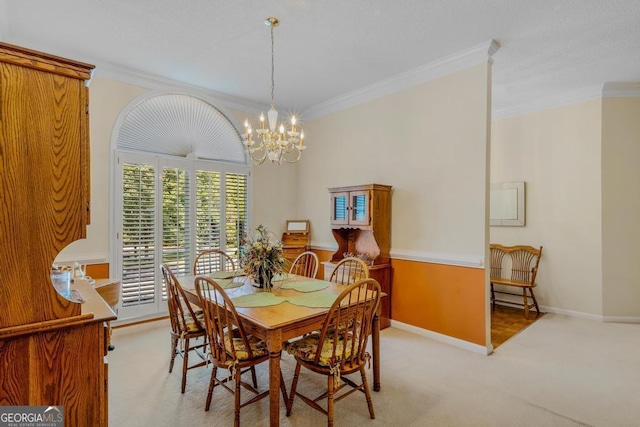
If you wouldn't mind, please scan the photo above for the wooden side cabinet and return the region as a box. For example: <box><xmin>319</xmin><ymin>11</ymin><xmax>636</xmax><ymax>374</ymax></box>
<box><xmin>281</xmin><ymin>220</ymin><xmax>311</xmax><ymax>264</ymax></box>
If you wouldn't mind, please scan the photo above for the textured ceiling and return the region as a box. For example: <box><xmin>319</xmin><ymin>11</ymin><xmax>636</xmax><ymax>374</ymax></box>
<box><xmin>1</xmin><ymin>0</ymin><xmax>639</xmax><ymax>118</ymax></box>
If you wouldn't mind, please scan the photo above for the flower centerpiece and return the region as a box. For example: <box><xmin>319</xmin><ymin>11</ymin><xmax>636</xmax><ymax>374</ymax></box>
<box><xmin>240</xmin><ymin>225</ymin><xmax>287</xmax><ymax>289</ymax></box>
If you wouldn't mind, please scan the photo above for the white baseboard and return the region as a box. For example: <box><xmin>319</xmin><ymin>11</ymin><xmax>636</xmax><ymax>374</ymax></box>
<box><xmin>390</xmin><ymin>319</ymin><xmax>492</xmax><ymax>355</ymax></box>
<box><xmin>602</xmin><ymin>316</ymin><xmax>640</xmax><ymax>324</ymax></box>
<box><xmin>112</xmin><ymin>311</ymin><xmax>168</xmax><ymax>327</ymax></box>
<box><xmin>539</xmin><ymin>305</ymin><xmax>603</xmax><ymax>321</ymax></box>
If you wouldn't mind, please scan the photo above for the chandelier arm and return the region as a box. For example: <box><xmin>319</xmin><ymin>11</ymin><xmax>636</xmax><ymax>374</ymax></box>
<box><xmin>248</xmin><ymin>146</ymin><xmax>268</xmax><ymax>164</ymax></box>
<box><xmin>282</xmin><ymin>148</ymin><xmax>302</xmax><ymax>163</ymax></box>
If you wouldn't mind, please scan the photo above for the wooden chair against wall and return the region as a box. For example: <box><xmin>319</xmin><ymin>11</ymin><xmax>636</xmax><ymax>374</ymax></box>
<box><xmin>490</xmin><ymin>244</ymin><xmax>543</xmax><ymax>319</ymax></box>
<box><xmin>161</xmin><ymin>264</ymin><xmax>208</xmax><ymax>393</ymax></box>
<box><xmin>285</xmin><ymin>278</ymin><xmax>382</xmax><ymax>426</ymax></box>
<box><xmin>289</xmin><ymin>251</ymin><xmax>319</xmax><ymax>278</ymax></box>
<box><xmin>193</xmin><ymin>249</ymin><xmax>236</xmax><ymax>275</ymax></box>
<box><xmin>328</xmin><ymin>257</ymin><xmax>370</xmax><ymax>285</ymax></box>
<box><xmin>194</xmin><ymin>276</ymin><xmax>288</xmax><ymax>426</ymax></box>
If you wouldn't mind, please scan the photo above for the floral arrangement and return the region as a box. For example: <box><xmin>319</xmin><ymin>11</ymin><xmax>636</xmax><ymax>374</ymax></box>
<box><xmin>240</xmin><ymin>225</ymin><xmax>287</xmax><ymax>288</ymax></box>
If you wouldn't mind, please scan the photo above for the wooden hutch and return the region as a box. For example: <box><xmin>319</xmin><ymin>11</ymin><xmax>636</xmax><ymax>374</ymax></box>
<box><xmin>325</xmin><ymin>184</ymin><xmax>392</xmax><ymax>328</ymax></box>
<box><xmin>0</xmin><ymin>42</ymin><xmax>115</xmax><ymax>425</ymax></box>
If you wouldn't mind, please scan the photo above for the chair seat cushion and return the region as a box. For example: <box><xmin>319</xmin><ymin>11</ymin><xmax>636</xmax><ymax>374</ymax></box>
<box><xmin>284</xmin><ymin>333</ymin><xmax>354</xmax><ymax>367</ymax></box>
<box><xmin>224</xmin><ymin>335</ymin><xmax>268</xmax><ymax>360</ymax></box>
<box><xmin>184</xmin><ymin>310</ymin><xmax>205</xmax><ymax>333</ymax></box>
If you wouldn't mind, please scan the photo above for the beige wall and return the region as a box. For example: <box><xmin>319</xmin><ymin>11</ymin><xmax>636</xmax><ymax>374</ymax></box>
<box><xmin>297</xmin><ymin>63</ymin><xmax>492</xmax><ymax>348</ymax></box>
<box><xmin>56</xmin><ymin>77</ymin><xmax>148</xmax><ymax>263</ymax></box>
<box><xmin>602</xmin><ymin>97</ymin><xmax>640</xmax><ymax>319</ymax></box>
<box><xmin>299</xmin><ymin>63</ymin><xmax>491</xmax><ymax>259</ymax></box>
<box><xmin>491</xmin><ymin>99</ymin><xmax>603</xmax><ymax>316</ymax></box>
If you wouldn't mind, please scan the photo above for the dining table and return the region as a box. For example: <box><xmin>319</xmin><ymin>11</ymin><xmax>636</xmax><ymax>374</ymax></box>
<box><xmin>178</xmin><ymin>272</ymin><xmax>382</xmax><ymax>427</ymax></box>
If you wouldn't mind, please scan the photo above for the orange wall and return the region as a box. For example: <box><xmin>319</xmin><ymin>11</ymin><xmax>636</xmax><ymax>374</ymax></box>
<box><xmin>312</xmin><ymin>249</ymin><xmax>486</xmax><ymax>346</ymax></box>
<box><xmin>85</xmin><ymin>263</ymin><xmax>110</xmax><ymax>279</ymax></box>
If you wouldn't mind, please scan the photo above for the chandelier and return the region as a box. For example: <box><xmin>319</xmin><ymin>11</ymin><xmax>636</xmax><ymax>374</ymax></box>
<box><xmin>242</xmin><ymin>17</ymin><xmax>306</xmax><ymax>164</ymax></box>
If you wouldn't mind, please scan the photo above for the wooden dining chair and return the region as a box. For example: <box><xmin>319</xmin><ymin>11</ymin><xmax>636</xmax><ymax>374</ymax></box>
<box><xmin>328</xmin><ymin>257</ymin><xmax>370</xmax><ymax>285</ymax></box>
<box><xmin>193</xmin><ymin>249</ymin><xmax>236</xmax><ymax>275</ymax></box>
<box><xmin>285</xmin><ymin>278</ymin><xmax>381</xmax><ymax>426</ymax></box>
<box><xmin>161</xmin><ymin>264</ymin><xmax>208</xmax><ymax>393</ymax></box>
<box><xmin>289</xmin><ymin>251</ymin><xmax>319</xmax><ymax>278</ymax></box>
<box><xmin>194</xmin><ymin>276</ymin><xmax>288</xmax><ymax>426</ymax></box>
<box><xmin>490</xmin><ymin>244</ymin><xmax>543</xmax><ymax>319</ymax></box>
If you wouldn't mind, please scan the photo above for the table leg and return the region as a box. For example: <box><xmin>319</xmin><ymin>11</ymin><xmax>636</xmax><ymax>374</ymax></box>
<box><xmin>372</xmin><ymin>312</ymin><xmax>381</xmax><ymax>391</ymax></box>
<box><xmin>266</xmin><ymin>329</ymin><xmax>283</xmax><ymax>427</ymax></box>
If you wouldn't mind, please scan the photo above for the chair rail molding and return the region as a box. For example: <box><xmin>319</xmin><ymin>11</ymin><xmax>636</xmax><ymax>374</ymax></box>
<box><xmin>311</xmin><ymin>243</ymin><xmax>484</xmax><ymax>269</ymax></box>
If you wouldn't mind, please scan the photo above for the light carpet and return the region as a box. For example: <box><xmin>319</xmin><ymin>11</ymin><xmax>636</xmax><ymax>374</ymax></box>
<box><xmin>109</xmin><ymin>314</ymin><xmax>639</xmax><ymax>426</ymax></box>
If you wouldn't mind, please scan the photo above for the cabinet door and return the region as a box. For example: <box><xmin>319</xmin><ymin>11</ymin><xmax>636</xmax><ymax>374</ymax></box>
<box><xmin>331</xmin><ymin>192</ymin><xmax>349</xmax><ymax>226</ymax></box>
<box><xmin>349</xmin><ymin>190</ymin><xmax>370</xmax><ymax>226</ymax></box>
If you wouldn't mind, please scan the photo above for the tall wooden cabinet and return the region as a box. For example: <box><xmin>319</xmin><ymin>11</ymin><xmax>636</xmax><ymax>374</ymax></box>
<box><xmin>327</xmin><ymin>184</ymin><xmax>392</xmax><ymax>328</ymax></box>
<box><xmin>0</xmin><ymin>42</ymin><xmax>115</xmax><ymax>426</ymax></box>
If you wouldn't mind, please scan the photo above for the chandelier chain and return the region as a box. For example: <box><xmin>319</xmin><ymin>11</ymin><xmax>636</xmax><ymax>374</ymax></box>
<box><xmin>270</xmin><ymin>23</ymin><xmax>275</xmax><ymax>109</ymax></box>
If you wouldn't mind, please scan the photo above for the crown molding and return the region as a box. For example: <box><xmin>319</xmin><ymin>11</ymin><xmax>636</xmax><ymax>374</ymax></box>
<box><xmin>93</xmin><ymin>61</ymin><xmax>264</xmax><ymax>113</ymax></box>
<box><xmin>602</xmin><ymin>81</ymin><xmax>640</xmax><ymax>98</ymax></box>
<box><xmin>492</xmin><ymin>84</ymin><xmax>603</xmax><ymax>119</ymax></box>
<box><xmin>2</xmin><ymin>37</ymin><xmax>263</xmax><ymax>114</ymax></box>
<box><xmin>303</xmin><ymin>39</ymin><xmax>500</xmax><ymax>120</ymax></box>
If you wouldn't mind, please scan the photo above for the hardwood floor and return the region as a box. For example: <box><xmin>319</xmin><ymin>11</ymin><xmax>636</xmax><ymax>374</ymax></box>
<box><xmin>491</xmin><ymin>304</ymin><xmax>544</xmax><ymax>349</ymax></box>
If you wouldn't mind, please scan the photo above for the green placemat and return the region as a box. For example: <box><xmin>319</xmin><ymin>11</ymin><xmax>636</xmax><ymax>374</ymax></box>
<box><xmin>218</xmin><ymin>278</ymin><xmax>244</xmax><ymax>289</ymax></box>
<box><xmin>231</xmin><ymin>293</ymin><xmax>287</xmax><ymax>308</ymax></box>
<box><xmin>281</xmin><ymin>280</ymin><xmax>330</xmax><ymax>293</ymax></box>
<box><xmin>209</xmin><ymin>270</ymin><xmax>244</xmax><ymax>280</ymax></box>
<box><xmin>199</xmin><ymin>278</ymin><xmax>243</xmax><ymax>290</ymax></box>
<box><xmin>272</xmin><ymin>273</ymin><xmax>296</xmax><ymax>282</ymax></box>
<box><xmin>286</xmin><ymin>293</ymin><xmax>338</xmax><ymax>308</ymax></box>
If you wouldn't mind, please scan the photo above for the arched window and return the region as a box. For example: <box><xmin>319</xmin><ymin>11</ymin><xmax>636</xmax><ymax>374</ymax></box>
<box><xmin>112</xmin><ymin>93</ymin><xmax>251</xmax><ymax>320</ymax></box>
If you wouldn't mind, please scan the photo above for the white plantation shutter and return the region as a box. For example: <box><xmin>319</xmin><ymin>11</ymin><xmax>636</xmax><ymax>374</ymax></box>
<box><xmin>162</xmin><ymin>167</ymin><xmax>191</xmax><ymax>281</ymax></box>
<box><xmin>196</xmin><ymin>170</ymin><xmax>222</xmax><ymax>254</ymax></box>
<box><xmin>225</xmin><ymin>173</ymin><xmax>248</xmax><ymax>266</ymax></box>
<box><xmin>121</xmin><ymin>163</ymin><xmax>156</xmax><ymax>307</ymax></box>
<box><xmin>113</xmin><ymin>94</ymin><xmax>251</xmax><ymax>320</ymax></box>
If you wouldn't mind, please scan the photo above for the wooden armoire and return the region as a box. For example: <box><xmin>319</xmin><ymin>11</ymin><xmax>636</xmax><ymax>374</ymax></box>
<box><xmin>0</xmin><ymin>42</ymin><xmax>115</xmax><ymax>426</ymax></box>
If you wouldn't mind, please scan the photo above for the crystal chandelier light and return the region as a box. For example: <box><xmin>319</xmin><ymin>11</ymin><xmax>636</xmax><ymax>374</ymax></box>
<box><xmin>242</xmin><ymin>17</ymin><xmax>306</xmax><ymax>164</ymax></box>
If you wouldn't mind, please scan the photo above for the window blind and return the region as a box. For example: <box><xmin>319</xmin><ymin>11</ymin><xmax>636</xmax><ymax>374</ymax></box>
<box><xmin>121</xmin><ymin>163</ymin><xmax>156</xmax><ymax>307</ymax></box>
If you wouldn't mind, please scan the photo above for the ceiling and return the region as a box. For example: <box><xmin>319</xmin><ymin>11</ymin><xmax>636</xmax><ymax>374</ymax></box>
<box><xmin>1</xmin><ymin>0</ymin><xmax>639</xmax><ymax>119</ymax></box>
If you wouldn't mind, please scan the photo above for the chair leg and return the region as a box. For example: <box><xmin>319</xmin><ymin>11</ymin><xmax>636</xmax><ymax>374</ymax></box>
<box><xmin>279</xmin><ymin>370</ymin><xmax>289</xmax><ymax>403</ymax></box>
<box><xmin>181</xmin><ymin>337</ymin><xmax>189</xmax><ymax>393</ymax></box>
<box><xmin>250</xmin><ymin>366</ymin><xmax>258</xmax><ymax>388</ymax></box>
<box><xmin>169</xmin><ymin>335</ymin><xmax>179</xmax><ymax>373</ymax></box>
<box><xmin>327</xmin><ymin>372</ymin><xmax>335</xmax><ymax>427</ymax></box>
<box><xmin>523</xmin><ymin>289</ymin><xmax>530</xmax><ymax>320</ymax></box>
<box><xmin>530</xmin><ymin>288</ymin><xmax>540</xmax><ymax>316</ymax></box>
<box><xmin>360</xmin><ymin>366</ymin><xmax>375</xmax><ymax>419</ymax></box>
<box><xmin>286</xmin><ymin>362</ymin><xmax>302</xmax><ymax>416</ymax></box>
<box><xmin>490</xmin><ymin>283</ymin><xmax>495</xmax><ymax>310</ymax></box>
<box><xmin>234</xmin><ymin>367</ymin><xmax>242</xmax><ymax>427</ymax></box>
<box><xmin>205</xmin><ymin>366</ymin><xmax>217</xmax><ymax>411</ymax></box>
